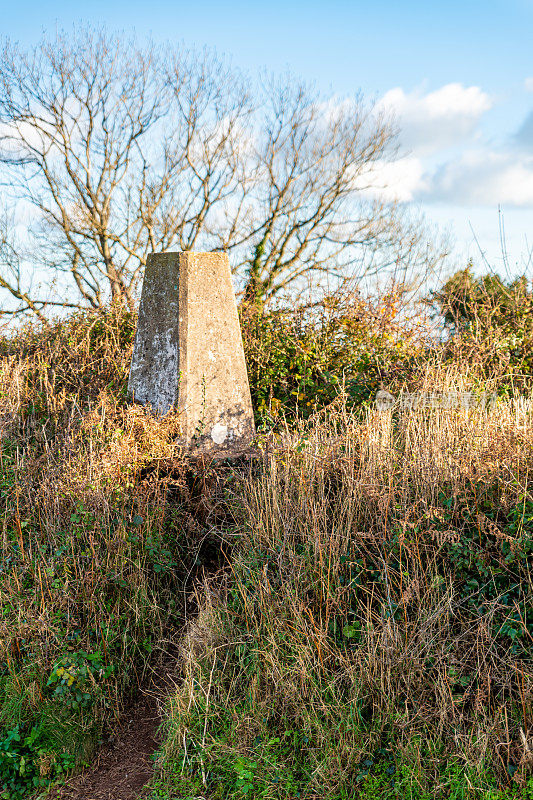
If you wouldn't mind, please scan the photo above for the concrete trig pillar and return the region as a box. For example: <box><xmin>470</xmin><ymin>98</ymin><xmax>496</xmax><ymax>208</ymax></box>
<box><xmin>128</xmin><ymin>251</ymin><xmax>255</xmax><ymax>451</ymax></box>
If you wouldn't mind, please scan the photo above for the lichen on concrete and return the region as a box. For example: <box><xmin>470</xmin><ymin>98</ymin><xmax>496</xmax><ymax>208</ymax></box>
<box><xmin>128</xmin><ymin>251</ymin><xmax>255</xmax><ymax>452</ymax></box>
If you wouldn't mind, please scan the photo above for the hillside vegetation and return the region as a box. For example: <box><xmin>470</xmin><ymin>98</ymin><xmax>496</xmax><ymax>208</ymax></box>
<box><xmin>0</xmin><ymin>280</ymin><xmax>531</xmax><ymax>799</ymax></box>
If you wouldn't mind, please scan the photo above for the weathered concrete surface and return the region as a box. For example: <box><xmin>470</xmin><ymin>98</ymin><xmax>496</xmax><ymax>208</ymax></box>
<box><xmin>127</xmin><ymin>252</ymin><xmax>180</xmax><ymax>413</ymax></box>
<box><xmin>128</xmin><ymin>251</ymin><xmax>255</xmax><ymax>451</ymax></box>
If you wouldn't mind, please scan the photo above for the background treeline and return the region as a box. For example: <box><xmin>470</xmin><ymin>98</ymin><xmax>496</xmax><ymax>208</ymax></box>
<box><xmin>0</xmin><ymin>27</ymin><xmax>445</xmax><ymax>320</ymax></box>
<box><xmin>2</xmin><ymin>263</ymin><xmax>531</xmax><ymax>429</ymax></box>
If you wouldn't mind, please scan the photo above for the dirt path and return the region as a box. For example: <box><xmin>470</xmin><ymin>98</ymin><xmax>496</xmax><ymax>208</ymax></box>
<box><xmin>52</xmin><ymin>690</ymin><xmax>162</xmax><ymax>800</ymax></box>
<box><xmin>49</xmin><ymin>455</ymin><xmax>255</xmax><ymax>800</ymax></box>
<box><xmin>49</xmin><ymin>640</ymin><xmax>185</xmax><ymax>800</ymax></box>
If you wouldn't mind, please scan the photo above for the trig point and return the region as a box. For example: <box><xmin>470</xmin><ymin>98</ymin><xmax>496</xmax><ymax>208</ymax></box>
<box><xmin>128</xmin><ymin>251</ymin><xmax>255</xmax><ymax>452</ymax></box>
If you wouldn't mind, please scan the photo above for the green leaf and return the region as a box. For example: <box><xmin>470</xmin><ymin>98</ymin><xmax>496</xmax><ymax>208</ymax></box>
<box><xmin>342</xmin><ymin>623</ymin><xmax>361</xmax><ymax>640</ymax></box>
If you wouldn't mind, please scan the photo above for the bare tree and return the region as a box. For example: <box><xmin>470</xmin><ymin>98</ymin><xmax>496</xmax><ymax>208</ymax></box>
<box><xmin>0</xmin><ymin>210</ymin><xmax>51</xmax><ymax>320</ymax></box>
<box><xmin>228</xmin><ymin>76</ymin><xmax>448</xmax><ymax>307</ymax></box>
<box><xmin>0</xmin><ymin>27</ymin><xmax>446</xmax><ymax>319</ymax></box>
<box><xmin>230</xmin><ymin>78</ymin><xmax>396</xmax><ymax>305</ymax></box>
<box><xmin>0</xmin><ymin>29</ymin><xmax>252</xmax><ymax>315</ymax></box>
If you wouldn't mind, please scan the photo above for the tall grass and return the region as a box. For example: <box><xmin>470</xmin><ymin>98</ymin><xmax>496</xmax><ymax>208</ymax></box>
<box><xmin>152</xmin><ymin>378</ymin><xmax>533</xmax><ymax>799</ymax></box>
<box><xmin>0</xmin><ymin>305</ymin><xmax>531</xmax><ymax>798</ymax></box>
<box><xmin>0</xmin><ymin>309</ymin><xmax>204</xmax><ymax>797</ymax></box>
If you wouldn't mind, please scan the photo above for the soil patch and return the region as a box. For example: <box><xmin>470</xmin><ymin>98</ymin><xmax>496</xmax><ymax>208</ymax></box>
<box><xmin>46</xmin><ymin>454</ymin><xmax>253</xmax><ymax>800</ymax></box>
<box><xmin>51</xmin><ymin>690</ymin><xmax>161</xmax><ymax>800</ymax></box>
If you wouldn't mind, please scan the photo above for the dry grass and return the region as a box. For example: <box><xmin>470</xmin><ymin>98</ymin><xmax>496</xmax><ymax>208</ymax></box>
<box><xmin>0</xmin><ymin>307</ymin><xmax>532</xmax><ymax>798</ymax></box>
<box><xmin>0</xmin><ymin>309</ymin><xmax>205</xmax><ymax>796</ymax></box>
<box><xmin>157</xmin><ymin>378</ymin><xmax>533</xmax><ymax>798</ymax></box>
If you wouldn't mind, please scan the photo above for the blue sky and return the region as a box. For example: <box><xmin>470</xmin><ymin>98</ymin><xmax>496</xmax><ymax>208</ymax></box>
<box><xmin>2</xmin><ymin>0</ymin><xmax>533</xmax><ymax>277</ymax></box>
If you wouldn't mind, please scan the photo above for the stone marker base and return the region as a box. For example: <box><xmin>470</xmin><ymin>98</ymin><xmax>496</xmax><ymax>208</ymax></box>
<box><xmin>128</xmin><ymin>251</ymin><xmax>255</xmax><ymax>452</ymax></box>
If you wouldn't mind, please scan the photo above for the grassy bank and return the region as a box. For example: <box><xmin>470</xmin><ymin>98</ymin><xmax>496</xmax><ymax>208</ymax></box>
<box><xmin>0</xmin><ymin>306</ymin><xmax>531</xmax><ymax>799</ymax></box>
<box><xmin>0</xmin><ymin>310</ymin><xmax>219</xmax><ymax>798</ymax></box>
<box><xmin>149</xmin><ymin>382</ymin><xmax>533</xmax><ymax>799</ymax></box>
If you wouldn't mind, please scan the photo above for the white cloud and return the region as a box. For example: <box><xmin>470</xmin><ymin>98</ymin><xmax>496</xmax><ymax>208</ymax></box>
<box><xmin>0</xmin><ymin>119</ymin><xmax>49</xmax><ymax>155</ymax></box>
<box><xmin>354</xmin><ymin>156</ymin><xmax>426</xmax><ymax>202</ymax></box>
<box><xmin>316</xmin><ymin>95</ymin><xmax>359</xmax><ymax>126</ymax></box>
<box><xmin>418</xmin><ymin>150</ymin><xmax>533</xmax><ymax>207</ymax></box>
<box><xmin>377</xmin><ymin>83</ymin><xmax>492</xmax><ymax>155</ymax></box>
<box><xmin>525</xmin><ymin>77</ymin><xmax>533</xmax><ymax>93</ymax></box>
<box><xmin>356</xmin><ymin>147</ymin><xmax>533</xmax><ymax>210</ymax></box>
<box><xmin>357</xmin><ymin>89</ymin><xmax>533</xmax><ymax>209</ymax></box>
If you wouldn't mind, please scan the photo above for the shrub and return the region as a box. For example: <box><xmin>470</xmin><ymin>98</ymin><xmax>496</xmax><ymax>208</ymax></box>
<box><xmin>1</xmin><ymin>292</ymin><xmax>532</xmax><ymax>798</ymax></box>
<box><xmin>240</xmin><ymin>289</ymin><xmax>427</xmax><ymax>427</ymax></box>
<box><xmin>0</xmin><ymin>288</ymin><xmax>427</xmax><ymax>434</ymax></box>
<box><xmin>0</xmin><ymin>722</ymin><xmax>77</xmax><ymax>800</ymax></box>
<box><xmin>0</xmin><ymin>307</ymin><xmax>220</xmax><ymax>797</ymax></box>
<box><xmin>429</xmin><ymin>266</ymin><xmax>533</xmax><ymax>395</ymax></box>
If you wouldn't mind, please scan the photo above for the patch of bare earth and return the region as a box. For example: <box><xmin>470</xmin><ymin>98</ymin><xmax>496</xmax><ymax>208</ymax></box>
<box><xmin>47</xmin><ymin>455</ymin><xmax>254</xmax><ymax>800</ymax></box>
<box><xmin>51</xmin><ymin>690</ymin><xmax>161</xmax><ymax>800</ymax></box>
